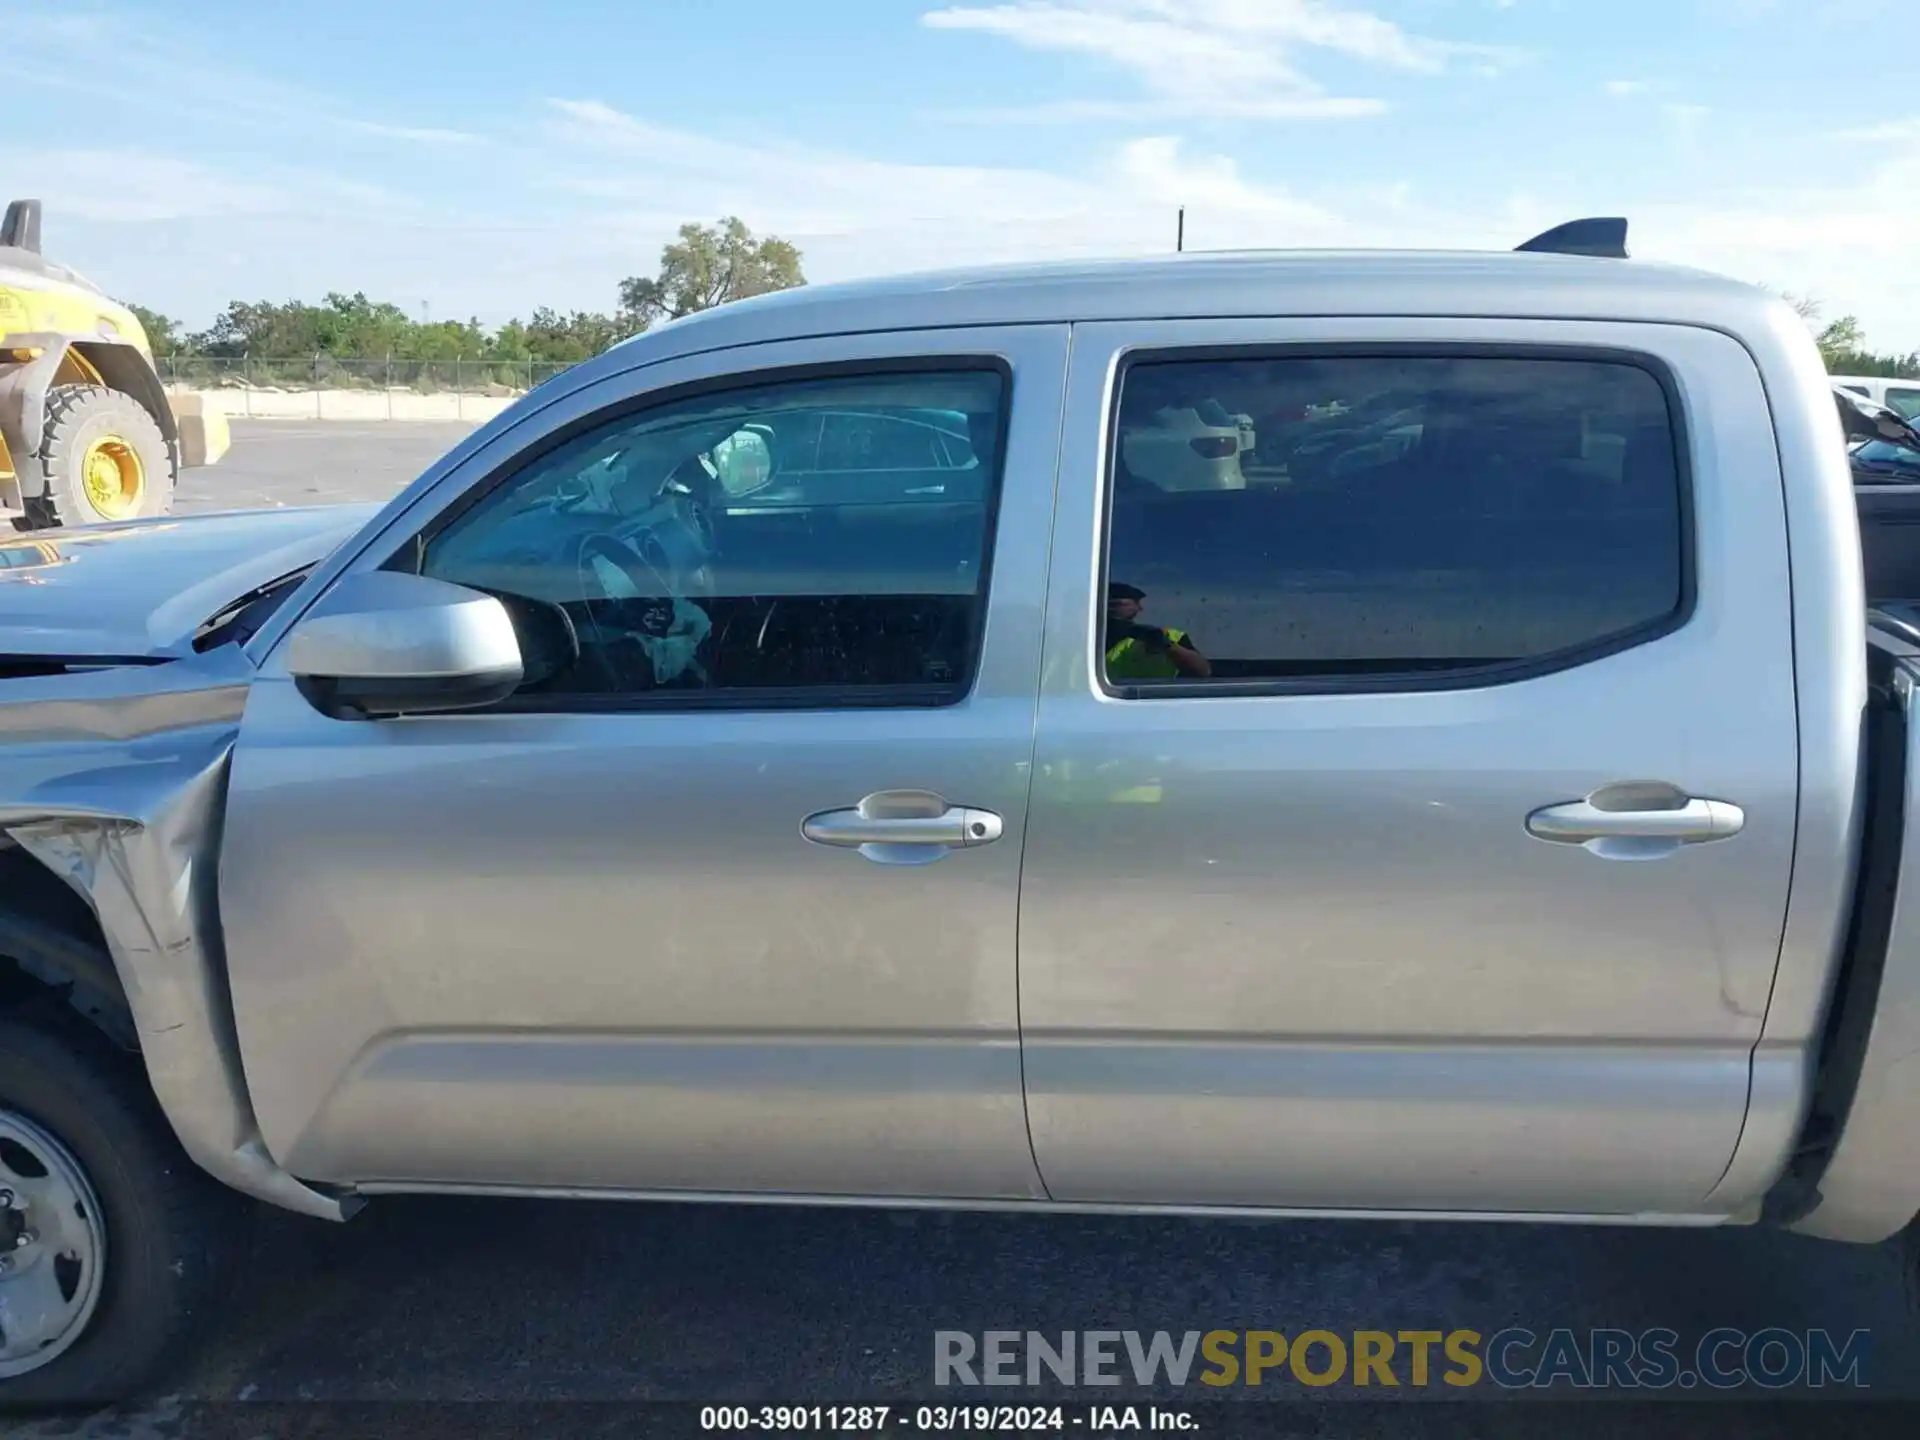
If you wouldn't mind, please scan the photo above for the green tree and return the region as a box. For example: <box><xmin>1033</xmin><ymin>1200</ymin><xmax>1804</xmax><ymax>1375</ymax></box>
<box><xmin>618</xmin><ymin>217</ymin><xmax>805</xmax><ymax>329</ymax></box>
<box><xmin>126</xmin><ymin>303</ymin><xmax>186</xmax><ymax>358</ymax></box>
<box><xmin>489</xmin><ymin>307</ymin><xmax>629</xmax><ymax>364</ymax></box>
<box><xmin>1777</xmin><ymin>291</ymin><xmax>1904</xmax><ymax>372</ymax></box>
<box><xmin>1816</xmin><ymin>316</ymin><xmax>1866</xmax><ymax>368</ymax></box>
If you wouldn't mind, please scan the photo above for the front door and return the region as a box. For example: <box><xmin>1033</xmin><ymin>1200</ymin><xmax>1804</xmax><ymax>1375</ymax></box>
<box><xmin>1018</xmin><ymin>319</ymin><xmax>1799</xmax><ymax>1215</ymax></box>
<box><xmin>219</xmin><ymin>325</ymin><xmax>1067</xmax><ymax>1199</ymax></box>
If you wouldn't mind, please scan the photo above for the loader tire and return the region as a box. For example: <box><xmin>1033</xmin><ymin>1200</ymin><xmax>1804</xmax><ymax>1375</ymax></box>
<box><xmin>0</xmin><ymin>1010</ymin><xmax>243</xmax><ymax>1410</ymax></box>
<box><xmin>28</xmin><ymin>385</ymin><xmax>174</xmax><ymax>529</ymax></box>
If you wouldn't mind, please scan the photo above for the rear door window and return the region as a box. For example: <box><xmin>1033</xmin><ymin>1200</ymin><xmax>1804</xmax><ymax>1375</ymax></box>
<box><xmin>1102</xmin><ymin>352</ymin><xmax>1687</xmax><ymax>690</ymax></box>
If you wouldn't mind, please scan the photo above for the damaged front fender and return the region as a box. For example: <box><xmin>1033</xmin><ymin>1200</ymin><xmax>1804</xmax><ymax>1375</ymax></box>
<box><xmin>0</xmin><ymin>648</ymin><xmax>356</xmax><ymax>1222</ymax></box>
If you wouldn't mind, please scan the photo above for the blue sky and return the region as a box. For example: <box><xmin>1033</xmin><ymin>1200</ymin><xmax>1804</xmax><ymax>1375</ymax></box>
<box><xmin>6</xmin><ymin>0</ymin><xmax>1916</xmax><ymax>346</ymax></box>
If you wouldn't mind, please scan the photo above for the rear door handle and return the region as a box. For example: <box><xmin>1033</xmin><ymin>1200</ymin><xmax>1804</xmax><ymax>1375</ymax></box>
<box><xmin>802</xmin><ymin>790</ymin><xmax>1003</xmax><ymax>866</ymax></box>
<box><xmin>1526</xmin><ymin>788</ymin><xmax>1744</xmax><ymax>860</ymax></box>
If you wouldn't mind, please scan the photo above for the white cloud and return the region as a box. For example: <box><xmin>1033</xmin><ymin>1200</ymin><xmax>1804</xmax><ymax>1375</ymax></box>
<box><xmin>922</xmin><ymin>0</ymin><xmax>1524</xmax><ymax>120</ymax></box>
<box><xmin>1839</xmin><ymin>117</ymin><xmax>1920</xmax><ymax>144</ymax></box>
<box><xmin>41</xmin><ymin>93</ymin><xmax>1920</xmax><ymax>356</ymax></box>
<box><xmin>540</xmin><ymin>100</ymin><xmax>1371</xmax><ymax>251</ymax></box>
<box><xmin>4</xmin><ymin>5</ymin><xmax>484</xmax><ymax>151</ymax></box>
<box><xmin>22</xmin><ymin>36</ymin><xmax>1920</xmax><ymax>362</ymax></box>
<box><xmin>345</xmin><ymin>121</ymin><xmax>483</xmax><ymax>146</ymax></box>
<box><xmin>465</xmin><ymin>98</ymin><xmax>1920</xmax><ymax>351</ymax></box>
<box><xmin>1665</xmin><ymin>102</ymin><xmax>1710</xmax><ymax>142</ymax></box>
<box><xmin>0</xmin><ymin>146</ymin><xmax>404</xmax><ymax>225</ymax></box>
<box><xmin>0</xmin><ymin>150</ymin><xmax>284</xmax><ymax>224</ymax></box>
<box><xmin>1605</xmin><ymin>79</ymin><xmax>1650</xmax><ymax>96</ymax></box>
<box><xmin>931</xmin><ymin>95</ymin><xmax>1386</xmax><ymax>122</ymax></box>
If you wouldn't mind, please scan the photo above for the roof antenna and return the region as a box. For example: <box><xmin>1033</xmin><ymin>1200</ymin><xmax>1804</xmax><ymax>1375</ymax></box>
<box><xmin>1515</xmin><ymin>217</ymin><xmax>1629</xmax><ymax>259</ymax></box>
<box><xmin>1176</xmin><ymin>207</ymin><xmax>1185</xmax><ymax>253</ymax></box>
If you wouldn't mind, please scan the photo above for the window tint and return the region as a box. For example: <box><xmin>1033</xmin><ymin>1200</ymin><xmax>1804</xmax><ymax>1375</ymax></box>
<box><xmin>816</xmin><ymin>411</ymin><xmax>949</xmax><ymax>471</ymax></box>
<box><xmin>1887</xmin><ymin>387</ymin><xmax>1920</xmax><ymax>421</ymax></box>
<box><xmin>1102</xmin><ymin>353</ymin><xmax>1685</xmax><ymax>689</ymax></box>
<box><xmin>405</xmin><ymin>367</ymin><xmax>1006</xmax><ymax>706</ymax></box>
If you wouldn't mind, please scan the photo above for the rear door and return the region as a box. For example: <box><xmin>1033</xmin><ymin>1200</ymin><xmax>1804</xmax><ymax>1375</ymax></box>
<box><xmin>1019</xmin><ymin>319</ymin><xmax>1798</xmax><ymax>1215</ymax></box>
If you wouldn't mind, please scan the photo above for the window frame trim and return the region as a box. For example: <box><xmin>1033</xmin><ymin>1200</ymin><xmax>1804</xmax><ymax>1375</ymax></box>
<box><xmin>1094</xmin><ymin>340</ymin><xmax>1700</xmax><ymax>701</ymax></box>
<box><xmin>377</xmin><ymin>353</ymin><xmax>1016</xmax><ymax>716</ymax></box>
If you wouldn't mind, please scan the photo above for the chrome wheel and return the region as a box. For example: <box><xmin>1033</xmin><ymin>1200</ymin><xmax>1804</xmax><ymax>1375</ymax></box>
<box><xmin>0</xmin><ymin>1112</ymin><xmax>106</xmax><ymax>1379</ymax></box>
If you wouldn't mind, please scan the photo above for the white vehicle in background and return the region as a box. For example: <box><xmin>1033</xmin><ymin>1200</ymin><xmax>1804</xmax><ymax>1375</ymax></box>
<box><xmin>1211</xmin><ymin>401</ymin><xmax>1257</xmax><ymax>458</ymax></box>
<box><xmin>1119</xmin><ymin>403</ymin><xmax>1248</xmax><ymax>491</ymax></box>
<box><xmin>1834</xmin><ymin>376</ymin><xmax>1920</xmax><ymax>421</ymax></box>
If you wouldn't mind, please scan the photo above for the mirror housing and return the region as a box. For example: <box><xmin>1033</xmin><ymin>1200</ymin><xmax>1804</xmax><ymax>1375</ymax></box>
<box><xmin>285</xmin><ymin>570</ymin><xmax>524</xmax><ymax>718</ymax></box>
<box><xmin>1835</xmin><ymin>384</ymin><xmax>1920</xmax><ymax>451</ymax></box>
<box><xmin>710</xmin><ymin>423</ymin><xmax>778</xmax><ymax>497</ymax></box>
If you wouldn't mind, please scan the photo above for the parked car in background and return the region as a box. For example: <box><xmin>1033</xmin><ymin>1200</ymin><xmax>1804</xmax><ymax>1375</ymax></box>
<box><xmin>1842</xmin><ymin>384</ymin><xmax>1920</xmax><ymax>601</ymax></box>
<box><xmin>1203</xmin><ymin>399</ymin><xmax>1257</xmax><ymax>458</ymax></box>
<box><xmin>1277</xmin><ymin>388</ymin><xmax>1428</xmax><ymax>487</ymax></box>
<box><xmin>1852</xmin><ymin>437</ymin><xmax>1920</xmax><ymax>483</ymax></box>
<box><xmin>1119</xmin><ymin>401</ymin><xmax>1248</xmax><ymax>490</ymax></box>
<box><xmin>1834</xmin><ymin>374</ymin><xmax>1920</xmax><ymax>420</ymax></box>
<box><xmin>10</xmin><ymin>223</ymin><xmax>1920</xmax><ymax>1408</ymax></box>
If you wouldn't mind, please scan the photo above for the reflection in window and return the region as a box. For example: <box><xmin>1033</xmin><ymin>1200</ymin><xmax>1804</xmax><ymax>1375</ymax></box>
<box><xmin>1103</xmin><ymin>354</ymin><xmax>1686</xmax><ymax>688</ymax></box>
<box><xmin>406</xmin><ymin>367</ymin><xmax>1006</xmax><ymax>705</ymax></box>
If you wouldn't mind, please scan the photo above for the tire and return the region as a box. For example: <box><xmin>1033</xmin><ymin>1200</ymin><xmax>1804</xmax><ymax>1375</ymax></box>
<box><xmin>0</xmin><ymin>1011</ymin><xmax>242</xmax><ymax>1410</ymax></box>
<box><xmin>29</xmin><ymin>384</ymin><xmax>175</xmax><ymax>529</ymax></box>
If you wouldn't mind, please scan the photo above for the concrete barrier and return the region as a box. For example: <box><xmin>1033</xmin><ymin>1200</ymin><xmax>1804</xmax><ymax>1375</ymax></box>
<box><xmin>165</xmin><ymin>387</ymin><xmax>520</xmax><ymax>423</ymax></box>
<box><xmin>169</xmin><ymin>392</ymin><xmax>231</xmax><ymax>466</ymax></box>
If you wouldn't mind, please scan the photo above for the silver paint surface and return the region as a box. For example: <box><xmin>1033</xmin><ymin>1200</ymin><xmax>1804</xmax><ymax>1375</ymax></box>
<box><xmin>0</xmin><ymin>504</ymin><xmax>377</xmax><ymax>657</ymax></box>
<box><xmin>0</xmin><ymin>251</ymin><xmax>1896</xmax><ymax>1234</ymax></box>
<box><xmin>1019</xmin><ymin>317</ymin><xmax>1802</xmax><ymax>1214</ymax></box>
<box><xmin>0</xmin><ymin>649</ymin><xmax>349</xmax><ymax>1219</ymax></box>
<box><xmin>218</xmin><ymin>324</ymin><xmax>1070</xmax><ymax>1198</ymax></box>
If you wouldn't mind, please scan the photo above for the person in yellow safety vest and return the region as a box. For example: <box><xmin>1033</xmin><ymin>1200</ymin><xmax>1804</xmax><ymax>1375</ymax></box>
<box><xmin>1105</xmin><ymin>581</ymin><xmax>1212</xmax><ymax>680</ymax></box>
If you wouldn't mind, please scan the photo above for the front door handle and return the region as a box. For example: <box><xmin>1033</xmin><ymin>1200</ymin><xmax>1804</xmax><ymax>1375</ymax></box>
<box><xmin>1526</xmin><ymin>785</ymin><xmax>1744</xmax><ymax>860</ymax></box>
<box><xmin>802</xmin><ymin>790</ymin><xmax>1003</xmax><ymax>865</ymax></box>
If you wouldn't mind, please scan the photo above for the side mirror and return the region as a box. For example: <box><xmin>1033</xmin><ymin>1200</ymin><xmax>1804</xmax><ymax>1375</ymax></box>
<box><xmin>285</xmin><ymin>570</ymin><xmax>523</xmax><ymax>718</ymax></box>
<box><xmin>1835</xmin><ymin>385</ymin><xmax>1920</xmax><ymax>451</ymax></box>
<box><xmin>710</xmin><ymin>424</ymin><xmax>777</xmax><ymax>497</ymax></box>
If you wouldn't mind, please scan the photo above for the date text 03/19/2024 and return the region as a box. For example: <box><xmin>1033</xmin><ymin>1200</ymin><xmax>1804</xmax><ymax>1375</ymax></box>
<box><xmin>699</xmin><ymin>1406</ymin><xmax>1192</xmax><ymax>1432</ymax></box>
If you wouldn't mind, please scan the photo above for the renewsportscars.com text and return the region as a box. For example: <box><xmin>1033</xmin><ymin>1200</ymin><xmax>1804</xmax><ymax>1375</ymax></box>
<box><xmin>933</xmin><ymin>1327</ymin><xmax>1870</xmax><ymax>1390</ymax></box>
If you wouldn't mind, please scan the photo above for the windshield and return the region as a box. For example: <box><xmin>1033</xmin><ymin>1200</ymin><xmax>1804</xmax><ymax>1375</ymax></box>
<box><xmin>1853</xmin><ymin>439</ymin><xmax>1920</xmax><ymax>475</ymax></box>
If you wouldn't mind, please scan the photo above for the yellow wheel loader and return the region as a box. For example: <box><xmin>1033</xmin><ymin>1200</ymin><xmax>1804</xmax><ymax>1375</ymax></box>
<box><xmin>0</xmin><ymin>199</ymin><xmax>227</xmax><ymax>531</ymax></box>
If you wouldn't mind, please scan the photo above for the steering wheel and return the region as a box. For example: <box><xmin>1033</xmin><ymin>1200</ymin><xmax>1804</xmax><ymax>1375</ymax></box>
<box><xmin>573</xmin><ymin>533</ymin><xmax>664</xmax><ymax>691</ymax></box>
<box><xmin>573</xmin><ymin>521</ymin><xmax>718</xmax><ymax>691</ymax></box>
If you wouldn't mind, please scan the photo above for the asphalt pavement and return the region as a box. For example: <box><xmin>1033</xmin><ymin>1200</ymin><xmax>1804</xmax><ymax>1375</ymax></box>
<box><xmin>173</xmin><ymin>419</ymin><xmax>479</xmax><ymax>514</ymax></box>
<box><xmin>4</xmin><ymin>1199</ymin><xmax>1914</xmax><ymax>1437</ymax></box>
<box><xmin>11</xmin><ymin>418</ymin><xmax>1920</xmax><ymax>1436</ymax></box>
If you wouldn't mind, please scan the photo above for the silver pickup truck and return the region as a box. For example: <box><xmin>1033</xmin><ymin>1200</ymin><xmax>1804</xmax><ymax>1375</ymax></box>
<box><xmin>2</xmin><ymin>219</ymin><xmax>1917</xmax><ymax>1406</ymax></box>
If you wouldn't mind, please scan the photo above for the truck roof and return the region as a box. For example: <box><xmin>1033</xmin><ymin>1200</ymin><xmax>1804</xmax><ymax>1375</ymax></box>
<box><xmin>611</xmin><ymin>249</ymin><xmax>1780</xmax><ymax>368</ymax></box>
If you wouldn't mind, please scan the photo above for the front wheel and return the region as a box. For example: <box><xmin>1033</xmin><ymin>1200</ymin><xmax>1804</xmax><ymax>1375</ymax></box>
<box><xmin>26</xmin><ymin>384</ymin><xmax>175</xmax><ymax>529</ymax></box>
<box><xmin>0</xmin><ymin>1014</ymin><xmax>241</xmax><ymax>1410</ymax></box>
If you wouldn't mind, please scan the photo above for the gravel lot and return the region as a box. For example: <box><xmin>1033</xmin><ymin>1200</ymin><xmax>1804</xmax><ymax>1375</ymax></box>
<box><xmin>11</xmin><ymin>419</ymin><xmax>1919</xmax><ymax>1436</ymax></box>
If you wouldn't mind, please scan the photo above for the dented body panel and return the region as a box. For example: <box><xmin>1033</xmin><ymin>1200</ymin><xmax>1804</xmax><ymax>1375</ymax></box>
<box><xmin>0</xmin><ymin>585</ymin><xmax>354</xmax><ymax>1220</ymax></box>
